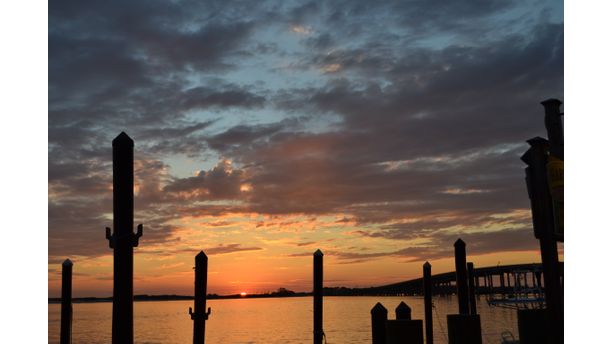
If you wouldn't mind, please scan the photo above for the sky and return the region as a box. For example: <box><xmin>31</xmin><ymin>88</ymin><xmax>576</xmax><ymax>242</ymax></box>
<box><xmin>48</xmin><ymin>0</ymin><xmax>563</xmax><ymax>297</ymax></box>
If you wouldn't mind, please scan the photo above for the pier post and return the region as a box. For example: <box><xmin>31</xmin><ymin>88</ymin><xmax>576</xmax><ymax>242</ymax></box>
<box><xmin>60</xmin><ymin>259</ymin><xmax>73</xmax><ymax>344</ymax></box>
<box><xmin>371</xmin><ymin>302</ymin><xmax>388</xmax><ymax>344</ymax></box>
<box><xmin>467</xmin><ymin>262</ymin><xmax>477</xmax><ymax>315</ymax></box>
<box><xmin>106</xmin><ymin>132</ymin><xmax>143</xmax><ymax>344</ymax></box>
<box><xmin>454</xmin><ymin>239</ymin><xmax>469</xmax><ymax>314</ymax></box>
<box><xmin>313</xmin><ymin>249</ymin><xmax>324</xmax><ymax>344</ymax></box>
<box><xmin>522</xmin><ymin>136</ymin><xmax>563</xmax><ymax>343</ymax></box>
<box><xmin>387</xmin><ymin>302</ymin><xmax>423</xmax><ymax>344</ymax></box>
<box><xmin>396</xmin><ymin>301</ymin><xmax>411</xmax><ymax>320</ymax></box>
<box><xmin>189</xmin><ymin>251</ymin><xmax>211</xmax><ymax>344</ymax></box>
<box><xmin>423</xmin><ymin>262</ymin><xmax>433</xmax><ymax>344</ymax></box>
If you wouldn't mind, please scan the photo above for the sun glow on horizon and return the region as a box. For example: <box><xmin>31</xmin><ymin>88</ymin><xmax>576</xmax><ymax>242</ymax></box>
<box><xmin>240</xmin><ymin>292</ymin><xmax>247</xmax><ymax>297</ymax></box>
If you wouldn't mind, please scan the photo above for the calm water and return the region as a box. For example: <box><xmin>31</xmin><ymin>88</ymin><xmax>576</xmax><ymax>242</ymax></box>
<box><xmin>49</xmin><ymin>296</ymin><xmax>518</xmax><ymax>343</ymax></box>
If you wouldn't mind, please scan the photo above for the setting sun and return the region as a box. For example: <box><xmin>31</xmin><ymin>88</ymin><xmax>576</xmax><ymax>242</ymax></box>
<box><xmin>240</xmin><ymin>292</ymin><xmax>247</xmax><ymax>297</ymax></box>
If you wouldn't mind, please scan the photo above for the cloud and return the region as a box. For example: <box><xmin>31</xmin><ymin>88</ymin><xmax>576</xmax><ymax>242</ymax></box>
<box><xmin>205</xmin><ymin>243</ymin><xmax>263</xmax><ymax>255</ymax></box>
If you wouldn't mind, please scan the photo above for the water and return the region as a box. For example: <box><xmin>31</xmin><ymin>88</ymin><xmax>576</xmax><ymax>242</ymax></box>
<box><xmin>49</xmin><ymin>296</ymin><xmax>518</xmax><ymax>343</ymax></box>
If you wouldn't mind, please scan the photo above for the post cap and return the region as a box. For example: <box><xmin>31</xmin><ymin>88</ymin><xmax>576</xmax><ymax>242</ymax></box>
<box><xmin>371</xmin><ymin>302</ymin><xmax>388</xmax><ymax>314</ymax></box>
<box><xmin>526</xmin><ymin>136</ymin><xmax>549</xmax><ymax>148</ymax></box>
<box><xmin>396</xmin><ymin>301</ymin><xmax>411</xmax><ymax>312</ymax></box>
<box><xmin>423</xmin><ymin>261</ymin><xmax>431</xmax><ymax>268</ymax></box>
<box><xmin>112</xmin><ymin>132</ymin><xmax>134</xmax><ymax>147</ymax></box>
<box><xmin>62</xmin><ymin>259</ymin><xmax>73</xmax><ymax>267</ymax></box>
<box><xmin>196</xmin><ymin>250</ymin><xmax>208</xmax><ymax>260</ymax></box>
<box><xmin>314</xmin><ymin>249</ymin><xmax>324</xmax><ymax>256</ymax></box>
<box><xmin>454</xmin><ymin>238</ymin><xmax>465</xmax><ymax>247</ymax></box>
<box><xmin>541</xmin><ymin>98</ymin><xmax>562</xmax><ymax>108</ymax></box>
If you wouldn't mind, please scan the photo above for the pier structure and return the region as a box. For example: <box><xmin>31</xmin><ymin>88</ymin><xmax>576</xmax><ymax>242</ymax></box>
<box><xmin>189</xmin><ymin>251</ymin><xmax>211</xmax><ymax>344</ymax></box>
<box><xmin>60</xmin><ymin>259</ymin><xmax>73</xmax><ymax>344</ymax></box>
<box><xmin>313</xmin><ymin>249</ymin><xmax>324</xmax><ymax>344</ymax></box>
<box><xmin>105</xmin><ymin>132</ymin><xmax>143</xmax><ymax>344</ymax></box>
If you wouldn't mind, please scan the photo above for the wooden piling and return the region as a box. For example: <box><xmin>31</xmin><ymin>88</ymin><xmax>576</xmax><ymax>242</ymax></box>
<box><xmin>371</xmin><ymin>302</ymin><xmax>388</xmax><ymax>344</ymax></box>
<box><xmin>467</xmin><ymin>262</ymin><xmax>477</xmax><ymax>315</ymax></box>
<box><xmin>522</xmin><ymin>136</ymin><xmax>563</xmax><ymax>344</ymax></box>
<box><xmin>106</xmin><ymin>132</ymin><xmax>143</xmax><ymax>344</ymax></box>
<box><xmin>454</xmin><ymin>239</ymin><xmax>469</xmax><ymax>314</ymax></box>
<box><xmin>396</xmin><ymin>301</ymin><xmax>411</xmax><ymax>320</ymax></box>
<box><xmin>313</xmin><ymin>249</ymin><xmax>324</xmax><ymax>344</ymax></box>
<box><xmin>60</xmin><ymin>259</ymin><xmax>73</xmax><ymax>344</ymax></box>
<box><xmin>189</xmin><ymin>251</ymin><xmax>210</xmax><ymax>344</ymax></box>
<box><xmin>447</xmin><ymin>314</ymin><xmax>482</xmax><ymax>344</ymax></box>
<box><xmin>423</xmin><ymin>262</ymin><xmax>433</xmax><ymax>344</ymax></box>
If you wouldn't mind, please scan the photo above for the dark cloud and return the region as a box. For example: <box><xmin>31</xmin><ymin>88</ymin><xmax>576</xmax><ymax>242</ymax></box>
<box><xmin>49</xmin><ymin>0</ymin><xmax>563</xmax><ymax>263</ymax></box>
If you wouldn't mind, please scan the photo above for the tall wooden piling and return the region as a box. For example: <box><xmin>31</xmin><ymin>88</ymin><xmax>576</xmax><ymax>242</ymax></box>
<box><xmin>454</xmin><ymin>239</ymin><xmax>469</xmax><ymax>314</ymax></box>
<box><xmin>371</xmin><ymin>302</ymin><xmax>388</xmax><ymax>344</ymax></box>
<box><xmin>423</xmin><ymin>262</ymin><xmax>433</xmax><ymax>344</ymax></box>
<box><xmin>467</xmin><ymin>262</ymin><xmax>477</xmax><ymax>315</ymax></box>
<box><xmin>106</xmin><ymin>132</ymin><xmax>143</xmax><ymax>344</ymax></box>
<box><xmin>313</xmin><ymin>249</ymin><xmax>324</xmax><ymax>344</ymax></box>
<box><xmin>189</xmin><ymin>251</ymin><xmax>210</xmax><ymax>344</ymax></box>
<box><xmin>60</xmin><ymin>259</ymin><xmax>73</xmax><ymax>344</ymax></box>
<box><xmin>522</xmin><ymin>136</ymin><xmax>563</xmax><ymax>343</ymax></box>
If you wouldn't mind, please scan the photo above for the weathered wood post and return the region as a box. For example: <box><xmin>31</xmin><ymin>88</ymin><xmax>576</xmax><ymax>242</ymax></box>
<box><xmin>371</xmin><ymin>302</ymin><xmax>388</xmax><ymax>344</ymax></box>
<box><xmin>396</xmin><ymin>301</ymin><xmax>411</xmax><ymax>320</ymax></box>
<box><xmin>189</xmin><ymin>251</ymin><xmax>211</xmax><ymax>344</ymax></box>
<box><xmin>467</xmin><ymin>262</ymin><xmax>477</xmax><ymax>315</ymax></box>
<box><xmin>423</xmin><ymin>262</ymin><xmax>433</xmax><ymax>344</ymax></box>
<box><xmin>313</xmin><ymin>249</ymin><xmax>324</xmax><ymax>344</ymax></box>
<box><xmin>60</xmin><ymin>259</ymin><xmax>73</xmax><ymax>344</ymax></box>
<box><xmin>105</xmin><ymin>132</ymin><xmax>143</xmax><ymax>344</ymax></box>
<box><xmin>522</xmin><ymin>136</ymin><xmax>563</xmax><ymax>344</ymax></box>
<box><xmin>447</xmin><ymin>240</ymin><xmax>482</xmax><ymax>344</ymax></box>
<box><xmin>454</xmin><ymin>239</ymin><xmax>469</xmax><ymax>314</ymax></box>
<box><xmin>387</xmin><ymin>302</ymin><xmax>423</xmax><ymax>344</ymax></box>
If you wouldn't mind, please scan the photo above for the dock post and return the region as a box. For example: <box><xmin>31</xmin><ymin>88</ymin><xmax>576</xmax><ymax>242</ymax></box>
<box><xmin>387</xmin><ymin>302</ymin><xmax>423</xmax><ymax>344</ymax></box>
<box><xmin>423</xmin><ymin>262</ymin><xmax>433</xmax><ymax>344</ymax></box>
<box><xmin>396</xmin><ymin>301</ymin><xmax>411</xmax><ymax>320</ymax></box>
<box><xmin>467</xmin><ymin>262</ymin><xmax>477</xmax><ymax>315</ymax></box>
<box><xmin>189</xmin><ymin>251</ymin><xmax>211</xmax><ymax>344</ymax></box>
<box><xmin>448</xmin><ymin>240</ymin><xmax>482</xmax><ymax>344</ymax></box>
<box><xmin>313</xmin><ymin>249</ymin><xmax>324</xmax><ymax>344</ymax></box>
<box><xmin>522</xmin><ymin>136</ymin><xmax>563</xmax><ymax>344</ymax></box>
<box><xmin>106</xmin><ymin>132</ymin><xmax>143</xmax><ymax>344</ymax></box>
<box><xmin>454</xmin><ymin>239</ymin><xmax>469</xmax><ymax>314</ymax></box>
<box><xmin>60</xmin><ymin>259</ymin><xmax>73</xmax><ymax>344</ymax></box>
<box><xmin>371</xmin><ymin>302</ymin><xmax>388</xmax><ymax>344</ymax></box>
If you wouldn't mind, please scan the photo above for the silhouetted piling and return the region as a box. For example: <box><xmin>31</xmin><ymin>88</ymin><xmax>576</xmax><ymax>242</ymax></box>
<box><xmin>423</xmin><ymin>262</ymin><xmax>433</xmax><ymax>344</ymax></box>
<box><xmin>522</xmin><ymin>136</ymin><xmax>563</xmax><ymax>343</ymax></box>
<box><xmin>60</xmin><ymin>259</ymin><xmax>73</xmax><ymax>344</ymax></box>
<box><xmin>387</xmin><ymin>302</ymin><xmax>423</xmax><ymax>343</ymax></box>
<box><xmin>454</xmin><ymin>239</ymin><xmax>469</xmax><ymax>314</ymax></box>
<box><xmin>447</xmin><ymin>314</ymin><xmax>482</xmax><ymax>344</ymax></box>
<box><xmin>189</xmin><ymin>251</ymin><xmax>211</xmax><ymax>344</ymax></box>
<box><xmin>396</xmin><ymin>301</ymin><xmax>411</xmax><ymax>320</ymax></box>
<box><xmin>371</xmin><ymin>302</ymin><xmax>388</xmax><ymax>344</ymax></box>
<box><xmin>313</xmin><ymin>249</ymin><xmax>324</xmax><ymax>344</ymax></box>
<box><xmin>106</xmin><ymin>132</ymin><xmax>143</xmax><ymax>344</ymax></box>
<box><xmin>467</xmin><ymin>262</ymin><xmax>477</xmax><ymax>315</ymax></box>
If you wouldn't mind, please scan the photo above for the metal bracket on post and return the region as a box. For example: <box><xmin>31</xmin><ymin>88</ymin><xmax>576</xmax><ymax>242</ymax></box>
<box><xmin>189</xmin><ymin>307</ymin><xmax>211</xmax><ymax>320</ymax></box>
<box><xmin>133</xmin><ymin>224</ymin><xmax>143</xmax><ymax>247</ymax></box>
<box><xmin>106</xmin><ymin>227</ymin><xmax>115</xmax><ymax>249</ymax></box>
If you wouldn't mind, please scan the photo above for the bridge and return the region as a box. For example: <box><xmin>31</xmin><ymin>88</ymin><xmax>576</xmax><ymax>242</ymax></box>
<box><xmin>323</xmin><ymin>262</ymin><xmax>563</xmax><ymax>296</ymax></box>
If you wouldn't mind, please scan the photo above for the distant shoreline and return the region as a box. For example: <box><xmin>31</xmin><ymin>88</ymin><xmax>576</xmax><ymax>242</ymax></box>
<box><xmin>48</xmin><ymin>292</ymin><xmax>313</xmax><ymax>304</ymax></box>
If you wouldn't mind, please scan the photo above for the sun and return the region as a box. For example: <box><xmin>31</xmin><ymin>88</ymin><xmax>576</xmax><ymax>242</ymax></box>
<box><xmin>240</xmin><ymin>292</ymin><xmax>247</xmax><ymax>297</ymax></box>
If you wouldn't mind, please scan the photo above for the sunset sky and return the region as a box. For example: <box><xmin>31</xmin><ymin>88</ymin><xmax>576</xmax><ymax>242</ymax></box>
<box><xmin>48</xmin><ymin>0</ymin><xmax>563</xmax><ymax>297</ymax></box>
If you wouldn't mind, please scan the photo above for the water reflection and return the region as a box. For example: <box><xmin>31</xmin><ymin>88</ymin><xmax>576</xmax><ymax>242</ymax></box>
<box><xmin>49</xmin><ymin>295</ymin><xmax>518</xmax><ymax>343</ymax></box>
